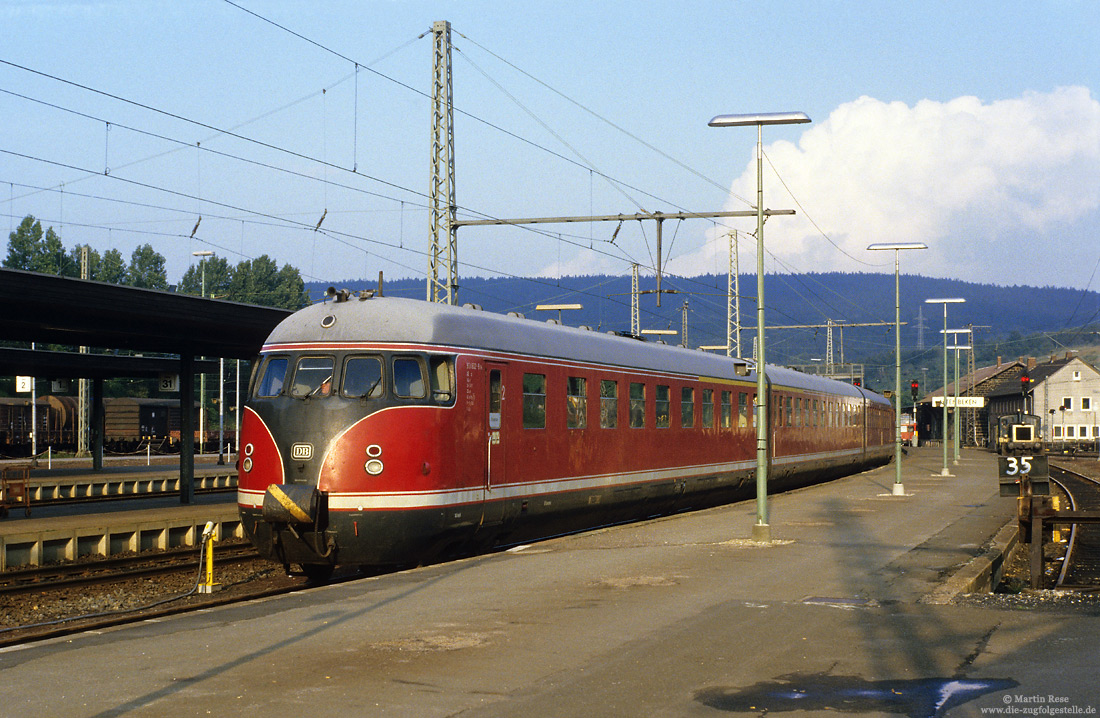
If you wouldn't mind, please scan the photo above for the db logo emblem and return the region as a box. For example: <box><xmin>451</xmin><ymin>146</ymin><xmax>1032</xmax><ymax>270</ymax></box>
<box><xmin>291</xmin><ymin>443</ymin><xmax>313</xmax><ymax>460</ymax></box>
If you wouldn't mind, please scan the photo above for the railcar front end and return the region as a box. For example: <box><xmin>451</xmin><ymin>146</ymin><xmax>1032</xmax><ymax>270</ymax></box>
<box><xmin>238</xmin><ymin>344</ymin><xmax>469</xmax><ymax>577</ymax></box>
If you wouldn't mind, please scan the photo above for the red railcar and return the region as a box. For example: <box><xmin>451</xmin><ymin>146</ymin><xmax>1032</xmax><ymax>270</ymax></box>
<box><xmin>238</xmin><ymin>296</ymin><xmax>892</xmax><ymax>579</ymax></box>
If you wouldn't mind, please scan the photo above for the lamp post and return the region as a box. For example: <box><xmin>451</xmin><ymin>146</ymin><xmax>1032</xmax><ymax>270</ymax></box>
<box><xmin>945</xmin><ymin>329</ymin><xmax>972</xmax><ymax>465</ymax></box>
<box><xmin>867</xmin><ymin>242</ymin><xmax>927</xmax><ymax>495</ymax></box>
<box><xmin>709</xmin><ymin>111</ymin><xmax>811</xmax><ymax>542</ymax></box>
<box><xmin>192</xmin><ymin>250</ymin><xmax>213</xmax><ymax>458</ymax></box>
<box><xmin>925</xmin><ymin>298</ymin><xmax>965</xmax><ymax>477</ymax></box>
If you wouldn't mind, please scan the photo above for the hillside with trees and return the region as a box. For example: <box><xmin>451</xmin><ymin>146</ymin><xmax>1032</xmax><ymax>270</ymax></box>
<box><xmin>310</xmin><ymin>271</ymin><xmax>1100</xmax><ymax>395</ymax></box>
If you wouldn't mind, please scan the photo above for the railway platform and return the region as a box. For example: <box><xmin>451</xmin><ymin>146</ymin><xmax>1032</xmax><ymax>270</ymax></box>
<box><xmin>0</xmin><ymin>486</ymin><xmax>240</xmax><ymax>570</ymax></box>
<box><xmin>2</xmin><ymin>446</ymin><xmax>1098</xmax><ymax>717</ymax></box>
<box><xmin>0</xmin><ymin>456</ymin><xmax>237</xmax><ymax>504</ymax></box>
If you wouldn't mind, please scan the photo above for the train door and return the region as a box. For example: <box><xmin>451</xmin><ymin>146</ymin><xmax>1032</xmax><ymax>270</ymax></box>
<box><xmin>482</xmin><ymin>361</ymin><xmax>508</xmax><ymax>524</ymax></box>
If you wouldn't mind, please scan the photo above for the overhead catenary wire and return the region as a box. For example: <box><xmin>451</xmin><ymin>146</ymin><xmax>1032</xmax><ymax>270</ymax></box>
<box><xmin>0</xmin><ymin>13</ymin><xmax>917</xmax><ymax>337</ymax></box>
<box><xmin>0</xmin><ymin>58</ymin><xmax>692</xmax><ymax>277</ymax></box>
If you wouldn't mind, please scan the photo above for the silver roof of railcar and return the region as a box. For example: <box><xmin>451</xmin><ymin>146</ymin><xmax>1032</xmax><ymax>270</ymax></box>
<box><xmin>264</xmin><ymin>296</ymin><xmax>880</xmax><ymax>402</ymax></box>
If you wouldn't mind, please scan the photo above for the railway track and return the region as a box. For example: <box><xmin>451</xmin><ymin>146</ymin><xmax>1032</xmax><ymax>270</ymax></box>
<box><xmin>0</xmin><ymin>547</ymin><xmax>314</xmax><ymax>648</ymax></box>
<box><xmin>0</xmin><ymin>546</ymin><xmax>376</xmax><ymax>648</ymax></box>
<box><xmin>1049</xmin><ymin>464</ymin><xmax>1100</xmax><ymax>590</ymax></box>
<box><xmin>0</xmin><ymin>543</ymin><xmax>259</xmax><ymax>597</ymax></box>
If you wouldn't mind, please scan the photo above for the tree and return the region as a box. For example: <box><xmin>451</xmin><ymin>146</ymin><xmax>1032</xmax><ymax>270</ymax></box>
<box><xmin>127</xmin><ymin>244</ymin><xmax>168</xmax><ymax>289</ymax></box>
<box><xmin>39</xmin><ymin>226</ymin><xmax>78</xmax><ymax>277</ymax></box>
<box><xmin>179</xmin><ymin>254</ymin><xmax>232</xmax><ymax>298</ymax></box>
<box><xmin>229</xmin><ymin>254</ymin><xmax>309</xmax><ymax>310</ymax></box>
<box><xmin>4</xmin><ymin>215</ymin><xmax>42</xmax><ymax>270</ymax></box>
<box><xmin>98</xmin><ymin>248</ymin><xmax>128</xmax><ymax>284</ymax></box>
<box><xmin>4</xmin><ymin>215</ymin><xmax>77</xmax><ymax>275</ymax></box>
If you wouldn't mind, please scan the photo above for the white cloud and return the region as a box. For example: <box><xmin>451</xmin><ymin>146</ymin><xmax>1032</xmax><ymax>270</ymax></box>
<box><xmin>675</xmin><ymin>87</ymin><xmax>1100</xmax><ymax>287</ymax></box>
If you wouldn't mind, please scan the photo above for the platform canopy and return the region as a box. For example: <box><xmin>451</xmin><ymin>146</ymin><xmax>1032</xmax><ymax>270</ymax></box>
<box><xmin>0</xmin><ymin>268</ymin><xmax>292</xmax><ymax>372</ymax></box>
<box><xmin>0</xmin><ymin>268</ymin><xmax>296</xmax><ymax>494</ymax></box>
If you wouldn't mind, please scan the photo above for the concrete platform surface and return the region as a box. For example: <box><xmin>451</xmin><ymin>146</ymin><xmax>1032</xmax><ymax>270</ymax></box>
<box><xmin>2</xmin><ymin>446</ymin><xmax>1098</xmax><ymax>717</ymax></box>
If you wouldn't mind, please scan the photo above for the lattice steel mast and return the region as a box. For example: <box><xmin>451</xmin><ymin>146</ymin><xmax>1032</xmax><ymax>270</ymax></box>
<box><xmin>427</xmin><ymin>20</ymin><xmax>458</xmax><ymax>304</ymax></box>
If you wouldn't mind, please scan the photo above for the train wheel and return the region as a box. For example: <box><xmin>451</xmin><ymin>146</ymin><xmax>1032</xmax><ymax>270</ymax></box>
<box><xmin>301</xmin><ymin>563</ymin><xmax>335</xmax><ymax>583</ymax></box>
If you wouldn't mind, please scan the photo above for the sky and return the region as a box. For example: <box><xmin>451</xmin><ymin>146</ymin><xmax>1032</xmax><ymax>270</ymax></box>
<box><xmin>2</xmin><ymin>0</ymin><xmax>1099</xmax><ymax>299</ymax></box>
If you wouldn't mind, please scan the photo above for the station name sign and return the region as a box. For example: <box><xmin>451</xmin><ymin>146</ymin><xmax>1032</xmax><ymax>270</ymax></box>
<box><xmin>931</xmin><ymin>396</ymin><xmax>985</xmax><ymax>408</ymax></box>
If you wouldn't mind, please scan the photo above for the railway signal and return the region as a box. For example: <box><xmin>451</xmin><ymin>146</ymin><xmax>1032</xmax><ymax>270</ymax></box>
<box><xmin>1020</xmin><ymin>371</ymin><xmax>1031</xmax><ymax>395</ymax></box>
<box><xmin>910</xmin><ymin>380</ymin><xmax>919</xmax><ymax>401</ymax></box>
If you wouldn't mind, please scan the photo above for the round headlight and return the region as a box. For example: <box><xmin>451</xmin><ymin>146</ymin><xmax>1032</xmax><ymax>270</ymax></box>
<box><xmin>244</xmin><ymin>443</ymin><xmax>254</xmax><ymax>457</ymax></box>
<box><xmin>242</xmin><ymin>457</ymin><xmax>253</xmax><ymax>472</ymax></box>
<box><xmin>365</xmin><ymin>459</ymin><xmax>384</xmax><ymax>475</ymax></box>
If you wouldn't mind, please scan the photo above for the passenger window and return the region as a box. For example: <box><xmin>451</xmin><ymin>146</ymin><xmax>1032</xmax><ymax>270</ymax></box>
<box><xmin>342</xmin><ymin>356</ymin><xmax>384</xmax><ymax>398</ymax></box>
<box><xmin>702</xmin><ymin>389</ymin><xmax>714</xmax><ymax>428</ymax></box>
<box><xmin>429</xmin><ymin>356</ymin><xmax>455</xmax><ymax>401</ymax></box>
<box><xmin>567</xmin><ymin>376</ymin><xmax>587</xmax><ymax>429</ymax></box>
<box><xmin>720</xmin><ymin>390</ymin><xmax>732</xmax><ymax>428</ymax></box>
<box><xmin>738</xmin><ymin>392</ymin><xmax>749</xmax><ymax>428</ymax></box>
<box><xmin>393</xmin><ymin>357</ymin><xmax>426</xmax><ymax>398</ymax></box>
<box><xmin>523</xmin><ymin>373</ymin><xmax>546</xmax><ymax>428</ymax></box>
<box><xmin>681</xmin><ymin>387</ymin><xmax>694</xmax><ymax>428</ymax></box>
<box><xmin>256</xmin><ymin>356</ymin><xmax>288</xmax><ymax>397</ymax></box>
<box><xmin>629</xmin><ymin>382</ymin><xmax>645</xmax><ymax>428</ymax></box>
<box><xmin>656</xmin><ymin>385</ymin><xmax>670</xmax><ymax>428</ymax></box>
<box><xmin>289</xmin><ymin>356</ymin><xmax>333</xmax><ymax>398</ymax></box>
<box><xmin>600</xmin><ymin>380</ymin><xmax>618</xmax><ymax>428</ymax></box>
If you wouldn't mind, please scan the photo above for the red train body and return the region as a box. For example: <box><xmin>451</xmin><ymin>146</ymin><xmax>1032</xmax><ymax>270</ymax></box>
<box><xmin>238</xmin><ymin>295</ymin><xmax>892</xmax><ymax>578</ymax></box>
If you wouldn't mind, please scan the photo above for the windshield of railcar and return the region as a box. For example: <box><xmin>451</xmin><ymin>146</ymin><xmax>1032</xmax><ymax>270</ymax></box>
<box><xmin>251</xmin><ymin>351</ymin><xmax>454</xmax><ymax>406</ymax></box>
<box><xmin>342</xmin><ymin>356</ymin><xmax>384</xmax><ymax>398</ymax></box>
<box><xmin>289</xmin><ymin>356</ymin><xmax>334</xmax><ymax>398</ymax></box>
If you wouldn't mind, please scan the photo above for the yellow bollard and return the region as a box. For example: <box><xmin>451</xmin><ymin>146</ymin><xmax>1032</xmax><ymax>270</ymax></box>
<box><xmin>198</xmin><ymin>521</ymin><xmax>221</xmax><ymax>594</ymax></box>
<box><xmin>1052</xmin><ymin>497</ymin><xmax>1062</xmax><ymax>543</ymax></box>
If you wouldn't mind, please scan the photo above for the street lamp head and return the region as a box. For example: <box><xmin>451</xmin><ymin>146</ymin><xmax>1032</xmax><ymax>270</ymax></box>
<box><xmin>192</xmin><ymin>250</ymin><xmax>214</xmax><ymax>258</ymax></box>
<box><xmin>867</xmin><ymin>242</ymin><xmax>928</xmax><ymax>251</ymax></box>
<box><xmin>925</xmin><ymin>297</ymin><xmax>965</xmax><ymax>304</ymax></box>
<box><xmin>709</xmin><ymin>112</ymin><xmax>811</xmax><ymax>127</ymax></box>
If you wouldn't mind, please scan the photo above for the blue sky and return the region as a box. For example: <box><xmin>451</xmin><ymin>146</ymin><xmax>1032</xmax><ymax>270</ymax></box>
<box><xmin>2</xmin><ymin>0</ymin><xmax>1099</xmax><ymax>295</ymax></box>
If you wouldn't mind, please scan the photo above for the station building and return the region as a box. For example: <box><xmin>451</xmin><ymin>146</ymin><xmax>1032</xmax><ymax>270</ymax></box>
<box><xmin>919</xmin><ymin>352</ymin><xmax>1100</xmax><ymax>449</ymax></box>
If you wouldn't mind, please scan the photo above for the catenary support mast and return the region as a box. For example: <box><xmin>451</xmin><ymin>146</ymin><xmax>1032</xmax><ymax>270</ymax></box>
<box><xmin>428</xmin><ymin>20</ymin><xmax>458</xmax><ymax>305</ymax></box>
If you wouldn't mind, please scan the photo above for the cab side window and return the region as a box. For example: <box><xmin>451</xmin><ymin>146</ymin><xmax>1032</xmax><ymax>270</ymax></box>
<box><xmin>429</xmin><ymin>356</ymin><xmax>455</xmax><ymax>402</ymax></box>
<box><xmin>393</xmin><ymin>357</ymin><xmax>426</xmax><ymax>398</ymax></box>
<box><xmin>256</xmin><ymin>356</ymin><xmax>288</xmax><ymax>397</ymax></box>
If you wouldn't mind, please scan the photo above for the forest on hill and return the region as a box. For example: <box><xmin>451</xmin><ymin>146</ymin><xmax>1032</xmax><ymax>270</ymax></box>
<box><xmin>309</xmin><ymin>272</ymin><xmax>1100</xmax><ymax>394</ymax></box>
